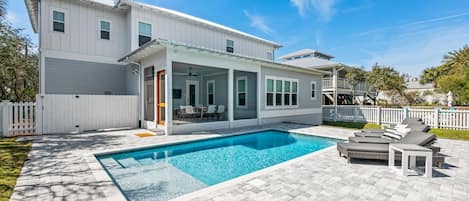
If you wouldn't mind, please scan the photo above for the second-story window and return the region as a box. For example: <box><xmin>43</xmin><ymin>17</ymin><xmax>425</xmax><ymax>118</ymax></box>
<box><xmin>138</xmin><ymin>22</ymin><xmax>152</xmax><ymax>46</ymax></box>
<box><xmin>100</xmin><ymin>21</ymin><xmax>110</xmax><ymax>40</ymax></box>
<box><xmin>226</xmin><ymin>40</ymin><xmax>234</xmax><ymax>53</ymax></box>
<box><xmin>53</xmin><ymin>11</ymin><xmax>65</xmax><ymax>32</ymax></box>
<box><xmin>266</xmin><ymin>52</ymin><xmax>273</xmax><ymax>60</ymax></box>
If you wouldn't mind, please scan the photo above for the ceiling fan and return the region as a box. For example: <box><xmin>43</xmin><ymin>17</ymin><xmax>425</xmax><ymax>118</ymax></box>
<box><xmin>175</xmin><ymin>67</ymin><xmax>200</xmax><ymax>77</ymax></box>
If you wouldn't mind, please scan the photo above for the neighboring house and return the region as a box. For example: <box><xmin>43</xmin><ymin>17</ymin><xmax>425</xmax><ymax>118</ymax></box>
<box><xmin>280</xmin><ymin>49</ymin><xmax>374</xmax><ymax>105</ymax></box>
<box><xmin>25</xmin><ymin>0</ymin><xmax>327</xmax><ymax>134</ymax></box>
<box><xmin>377</xmin><ymin>78</ymin><xmax>446</xmax><ymax>105</ymax></box>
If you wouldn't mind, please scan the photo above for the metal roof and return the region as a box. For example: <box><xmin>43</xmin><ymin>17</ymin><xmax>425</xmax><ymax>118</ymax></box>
<box><xmin>279</xmin><ymin>49</ymin><xmax>335</xmax><ymax>59</ymax></box>
<box><xmin>118</xmin><ymin>39</ymin><xmax>329</xmax><ymax>76</ymax></box>
<box><xmin>25</xmin><ymin>0</ymin><xmax>282</xmax><ymax>47</ymax></box>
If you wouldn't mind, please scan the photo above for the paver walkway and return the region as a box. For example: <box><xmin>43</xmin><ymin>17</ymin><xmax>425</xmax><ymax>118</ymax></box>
<box><xmin>10</xmin><ymin>124</ymin><xmax>469</xmax><ymax>201</ymax></box>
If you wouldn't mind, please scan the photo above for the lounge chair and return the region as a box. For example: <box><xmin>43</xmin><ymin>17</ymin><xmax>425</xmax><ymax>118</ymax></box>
<box><xmin>180</xmin><ymin>105</ymin><xmax>198</xmax><ymax>119</ymax></box>
<box><xmin>337</xmin><ymin>132</ymin><xmax>444</xmax><ymax>168</ymax></box>
<box><xmin>359</xmin><ymin>117</ymin><xmax>423</xmax><ymax>133</ymax></box>
<box><xmin>355</xmin><ymin>124</ymin><xmax>430</xmax><ymax>138</ymax></box>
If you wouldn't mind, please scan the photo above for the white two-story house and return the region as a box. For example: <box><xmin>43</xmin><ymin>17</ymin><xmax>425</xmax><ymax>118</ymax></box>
<box><xmin>25</xmin><ymin>0</ymin><xmax>327</xmax><ymax>134</ymax></box>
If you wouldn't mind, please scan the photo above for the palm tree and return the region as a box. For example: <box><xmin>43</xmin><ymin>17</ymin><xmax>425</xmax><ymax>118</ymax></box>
<box><xmin>0</xmin><ymin>0</ymin><xmax>6</xmax><ymax>18</ymax></box>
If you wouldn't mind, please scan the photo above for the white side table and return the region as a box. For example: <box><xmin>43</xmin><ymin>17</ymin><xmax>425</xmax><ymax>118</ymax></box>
<box><xmin>389</xmin><ymin>144</ymin><xmax>433</xmax><ymax>178</ymax></box>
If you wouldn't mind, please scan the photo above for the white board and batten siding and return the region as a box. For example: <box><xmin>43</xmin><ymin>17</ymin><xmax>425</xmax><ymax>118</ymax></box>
<box><xmin>37</xmin><ymin>95</ymin><xmax>138</xmax><ymax>134</ymax></box>
<box><xmin>323</xmin><ymin>105</ymin><xmax>469</xmax><ymax>130</ymax></box>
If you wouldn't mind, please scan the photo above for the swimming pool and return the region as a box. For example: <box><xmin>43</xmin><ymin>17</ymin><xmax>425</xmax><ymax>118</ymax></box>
<box><xmin>97</xmin><ymin>130</ymin><xmax>340</xmax><ymax>201</ymax></box>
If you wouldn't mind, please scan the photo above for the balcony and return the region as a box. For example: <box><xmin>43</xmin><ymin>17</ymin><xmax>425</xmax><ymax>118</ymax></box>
<box><xmin>322</xmin><ymin>78</ymin><xmax>369</xmax><ymax>91</ymax></box>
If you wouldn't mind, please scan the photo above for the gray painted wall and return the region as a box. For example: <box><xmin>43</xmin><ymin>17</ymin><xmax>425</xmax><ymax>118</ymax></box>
<box><xmin>202</xmin><ymin>73</ymin><xmax>228</xmax><ymax>109</ymax></box>
<box><xmin>234</xmin><ymin>71</ymin><xmax>257</xmax><ymax>120</ymax></box>
<box><xmin>172</xmin><ymin>75</ymin><xmax>201</xmax><ymax>110</ymax></box>
<box><xmin>260</xmin><ymin>66</ymin><xmax>322</xmax><ymax>111</ymax></box>
<box><xmin>45</xmin><ymin>57</ymin><xmax>137</xmax><ymax>95</ymax></box>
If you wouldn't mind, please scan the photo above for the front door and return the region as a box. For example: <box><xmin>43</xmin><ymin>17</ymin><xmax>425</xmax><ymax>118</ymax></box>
<box><xmin>157</xmin><ymin>70</ymin><xmax>166</xmax><ymax>125</ymax></box>
<box><xmin>186</xmin><ymin>80</ymin><xmax>199</xmax><ymax>106</ymax></box>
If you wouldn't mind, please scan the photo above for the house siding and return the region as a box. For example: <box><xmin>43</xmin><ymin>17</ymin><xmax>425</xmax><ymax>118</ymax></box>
<box><xmin>44</xmin><ymin>57</ymin><xmax>137</xmax><ymax>95</ymax></box>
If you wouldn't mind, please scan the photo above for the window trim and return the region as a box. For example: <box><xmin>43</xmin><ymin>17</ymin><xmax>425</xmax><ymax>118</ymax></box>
<box><xmin>266</xmin><ymin>52</ymin><xmax>273</xmax><ymax>60</ymax></box>
<box><xmin>236</xmin><ymin>76</ymin><xmax>248</xmax><ymax>108</ymax></box>
<box><xmin>207</xmin><ymin>80</ymin><xmax>215</xmax><ymax>105</ymax></box>
<box><xmin>265</xmin><ymin>76</ymin><xmax>299</xmax><ymax>109</ymax></box>
<box><xmin>51</xmin><ymin>8</ymin><xmax>66</xmax><ymax>33</ymax></box>
<box><xmin>99</xmin><ymin>19</ymin><xmax>111</xmax><ymax>40</ymax></box>
<box><xmin>311</xmin><ymin>81</ymin><xmax>317</xmax><ymax>100</ymax></box>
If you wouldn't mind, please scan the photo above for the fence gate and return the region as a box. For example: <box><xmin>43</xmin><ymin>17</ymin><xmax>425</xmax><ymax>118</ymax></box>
<box><xmin>1</xmin><ymin>101</ymin><xmax>36</xmax><ymax>137</ymax></box>
<box><xmin>36</xmin><ymin>94</ymin><xmax>138</xmax><ymax>134</ymax></box>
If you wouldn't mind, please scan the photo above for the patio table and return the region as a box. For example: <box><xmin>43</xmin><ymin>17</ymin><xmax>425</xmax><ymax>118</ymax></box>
<box><xmin>196</xmin><ymin>106</ymin><xmax>207</xmax><ymax>119</ymax></box>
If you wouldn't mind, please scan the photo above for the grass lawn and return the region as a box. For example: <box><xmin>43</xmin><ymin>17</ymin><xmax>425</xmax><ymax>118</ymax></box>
<box><xmin>0</xmin><ymin>138</ymin><xmax>31</xmax><ymax>201</ymax></box>
<box><xmin>322</xmin><ymin>121</ymin><xmax>381</xmax><ymax>130</ymax></box>
<box><xmin>429</xmin><ymin>129</ymin><xmax>469</xmax><ymax>141</ymax></box>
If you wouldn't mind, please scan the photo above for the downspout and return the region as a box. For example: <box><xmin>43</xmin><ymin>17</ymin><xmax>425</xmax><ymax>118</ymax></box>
<box><xmin>123</xmin><ymin>57</ymin><xmax>142</xmax><ymax>128</ymax></box>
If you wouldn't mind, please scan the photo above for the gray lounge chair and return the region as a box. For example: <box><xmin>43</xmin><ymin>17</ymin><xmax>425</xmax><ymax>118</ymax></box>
<box><xmin>359</xmin><ymin>117</ymin><xmax>423</xmax><ymax>133</ymax></box>
<box><xmin>355</xmin><ymin>124</ymin><xmax>430</xmax><ymax>138</ymax></box>
<box><xmin>337</xmin><ymin>132</ymin><xmax>444</xmax><ymax>168</ymax></box>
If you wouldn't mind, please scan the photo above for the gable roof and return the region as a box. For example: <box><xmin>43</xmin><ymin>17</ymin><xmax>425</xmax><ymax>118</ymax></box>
<box><xmin>25</xmin><ymin>0</ymin><xmax>282</xmax><ymax>48</ymax></box>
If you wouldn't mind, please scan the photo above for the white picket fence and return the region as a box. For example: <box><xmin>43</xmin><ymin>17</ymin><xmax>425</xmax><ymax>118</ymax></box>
<box><xmin>1</xmin><ymin>101</ymin><xmax>36</xmax><ymax>136</ymax></box>
<box><xmin>322</xmin><ymin>105</ymin><xmax>469</xmax><ymax>130</ymax></box>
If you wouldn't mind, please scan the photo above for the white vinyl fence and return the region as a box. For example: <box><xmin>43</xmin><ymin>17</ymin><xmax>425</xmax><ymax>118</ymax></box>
<box><xmin>36</xmin><ymin>94</ymin><xmax>138</xmax><ymax>134</ymax></box>
<box><xmin>323</xmin><ymin>105</ymin><xmax>469</xmax><ymax>130</ymax></box>
<box><xmin>1</xmin><ymin>101</ymin><xmax>36</xmax><ymax>137</ymax></box>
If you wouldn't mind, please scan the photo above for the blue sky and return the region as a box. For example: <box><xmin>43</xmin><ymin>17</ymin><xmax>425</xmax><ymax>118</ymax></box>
<box><xmin>6</xmin><ymin>0</ymin><xmax>469</xmax><ymax>76</ymax></box>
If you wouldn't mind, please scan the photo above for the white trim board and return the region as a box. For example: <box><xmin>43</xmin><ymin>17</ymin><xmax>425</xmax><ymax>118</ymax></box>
<box><xmin>260</xmin><ymin>108</ymin><xmax>321</xmax><ymax>118</ymax></box>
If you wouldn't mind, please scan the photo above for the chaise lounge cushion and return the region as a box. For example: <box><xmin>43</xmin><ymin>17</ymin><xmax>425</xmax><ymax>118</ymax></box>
<box><xmin>337</xmin><ymin>142</ymin><xmax>388</xmax><ymax>153</ymax></box>
<box><xmin>398</xmin><ymin>132</ymin><xmax>436</xmax><ymax>146</ymax></box>
<box><xmin>348</xmin><ymin>137</ymin><xmax>394</xmax><ymax>144</ymax></box>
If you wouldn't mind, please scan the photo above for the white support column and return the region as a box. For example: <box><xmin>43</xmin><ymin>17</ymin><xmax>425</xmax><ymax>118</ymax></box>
<box><xmin>333</xmin><ymin>67</ymin><xmax>338</xmax><ymax>106</ymax></box>
<box><xmin>257</xmin><ymin>71</ymin><xmax>262</xmax><ymax>125</ymax></box>
<box><xmin>228</xmin><ymin>69</ymin><xmax>234</xmax><ymax>127</ymax></box>
<box><xmin>2</xmin><ymin>100</ymin><xmax>10</xmax><ymax>137</ymax></box>
<box><xmin>139</xmin><ymin>64</ymin><xmax>144</xmax><ymax>128</ymax></box>
<box><xmin>164</xmin><ymin>61</ymin><xmax>173</xmax><ymax>135</ymax></box>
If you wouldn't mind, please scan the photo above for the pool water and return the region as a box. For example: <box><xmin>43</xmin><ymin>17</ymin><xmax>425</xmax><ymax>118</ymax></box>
<box><xmin>97</xmin><ymin>130</ymin><xmax>339</xmax><ymax>201</ymax></box>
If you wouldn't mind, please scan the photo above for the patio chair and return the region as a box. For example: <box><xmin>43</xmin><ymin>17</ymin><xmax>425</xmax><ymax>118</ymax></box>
<box><xmin>349</xmin><ymin>128</ymin><xmax>412</xmax><ymax>144</ymax></box>
<box><xmin>337</xmin><ymin>132</ymin><xmax>444</xmax><ymax>168</ymax></box>
<box><xmin>180</xmin><ymin>105</ymin><xmax>198</xmax><ymax>119</ymax></box>
<box><xmin>360</xmin><ymin>117</ymin><xmax>423</xmax><ymax>133</ymax></box>
<box><xmin>203</xmin><ymin>105</ymin><xmax>217</xmax><ymax>119</ymax></box>
<box><xmin>216</xmin><ymin>105</ymin><xmax>225</xmax><ymax>120</ymax></box>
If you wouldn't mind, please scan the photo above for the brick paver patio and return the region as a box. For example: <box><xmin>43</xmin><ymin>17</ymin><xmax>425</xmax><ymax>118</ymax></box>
<box><xmin>10</xmin><ymin>124</ymin><xmax>469</xmax><ymax>201</ymax></box>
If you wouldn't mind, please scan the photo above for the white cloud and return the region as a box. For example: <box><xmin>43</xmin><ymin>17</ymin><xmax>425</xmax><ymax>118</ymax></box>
<box><xmin>5</xmin><ymin>10</ymin><xmax>17</xmax><ymax>24</ymax></box>
<box><xmin>243</xmin><ymin>10</ymin><xmax>273</xmax><ymax>34</ymax></box>
<box><xmin>290</xmin><ymin>0</ymin><xmax>337</xmax><ymax>21</ymax></box>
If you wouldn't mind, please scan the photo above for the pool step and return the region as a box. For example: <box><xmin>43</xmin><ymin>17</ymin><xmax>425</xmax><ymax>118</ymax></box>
<box><xmin>99</xmin><ymin>158</ymin><xmax>123</xmax><ymax>169</ymax></box>
<box><xmin>117</xmin><ymin>158</ymin><xmax>141</xmax><ymax>168</ymax></box>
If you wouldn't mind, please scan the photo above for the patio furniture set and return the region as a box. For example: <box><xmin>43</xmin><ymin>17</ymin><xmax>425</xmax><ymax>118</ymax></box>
<box><xmin>337</xmin><ymin>117</ymin><xmax>445</xmax><ymax>178</ymax></box>
<box><xmin>177</xmin><ymin>105</ymin><xmax>225</xmax><ymax>120</ymax></box>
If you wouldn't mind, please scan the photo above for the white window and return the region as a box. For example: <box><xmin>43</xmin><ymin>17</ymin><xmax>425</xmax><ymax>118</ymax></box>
<box><xmin>266</xmin><ymin>77</ymin><xmax>298</xmax><ymax>108</ymax></box>
<box><xmin>138</xmin><ymin>22</ymin><xmax>152</xmax><ymax>46</ymax></box>
<box><xmin>266</xmin><ymin>52</ymin><xmax>273</xmax><ymax>60</ymax></box>
<box><xmin>100</xmin><ymin>20</ymin><xmax>110</xmax><ymax>40</ymax></box>
<box><xmin>52</xmin><ymin>10</ymin><xmax>65</xmax><ymax>32</ymax></box>
<box><xmin>226</xmin><ymin>39</ymin><xmax>234</xmax><ymax>53</ymax></box>
<box><xmin>207</xmin><ymin>80</ymin><xmax>215</xmax><ymax>105</ymax></box>
<box><xmin>311</xmin><ymin>81</ymin><xmax>317</xmax><ymax>100</ymax></box>
<box><xmin>236</xmin><ymin>77</ymin><xmax>247</xmax><ymax>108</ymax></box>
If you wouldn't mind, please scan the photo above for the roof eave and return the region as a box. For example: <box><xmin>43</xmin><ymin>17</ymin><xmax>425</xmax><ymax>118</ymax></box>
<box><xmin>118</xmin><ymin>39</ymin><xmax>328</xmax><ymax>76</ymax></box>
<box><xmin>25</xmin><ymin>0</ymin><xmax>38</xmax><ymax>33</ymax></box>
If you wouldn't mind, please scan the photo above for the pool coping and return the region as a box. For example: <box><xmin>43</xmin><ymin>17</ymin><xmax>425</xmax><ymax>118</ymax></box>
<box><xmin>83</xmin><ymin>127</ymin><xmax>346</xmax><ymax>201</ymax></box>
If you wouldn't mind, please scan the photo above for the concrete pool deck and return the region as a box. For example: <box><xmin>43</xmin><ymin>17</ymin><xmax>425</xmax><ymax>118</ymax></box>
<box><xmin>10</xmin><ymin>124</ymin><xmax>469</xmax><ymax>201</ymax></box>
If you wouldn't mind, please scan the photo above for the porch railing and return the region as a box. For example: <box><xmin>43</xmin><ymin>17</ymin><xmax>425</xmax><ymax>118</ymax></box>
<box><xmin>322</xmin><ymin>78</ymin><xmax>369</xmax><ymax>91</ymax></box>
